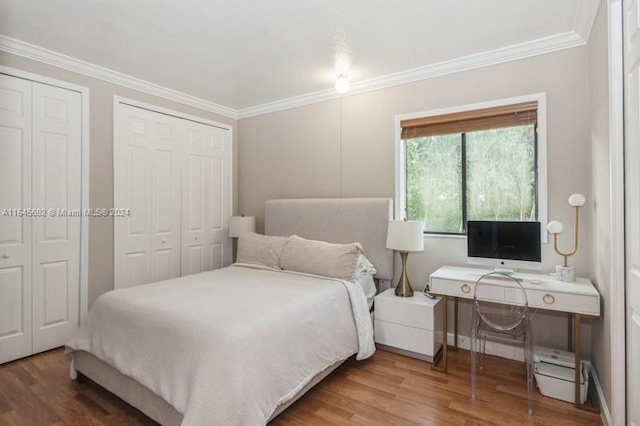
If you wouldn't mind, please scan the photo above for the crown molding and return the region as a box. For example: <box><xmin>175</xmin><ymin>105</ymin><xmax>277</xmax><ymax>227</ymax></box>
<box><xmin>575</xmin><ymin>0</ymin><xmax>602</xmax><ymax>43</ymax></box>
<box><xmin>0</xmin><ymin>35</ymin><xmax>238</xmax><ymax>119</ymax></box>
<box><xmin>238</xmin><ymin>30</ymin><xmax>587</xmax><ymax>119</ymax></box>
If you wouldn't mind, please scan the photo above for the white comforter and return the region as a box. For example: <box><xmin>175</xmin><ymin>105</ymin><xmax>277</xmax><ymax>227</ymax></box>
<box><xmin>66</xmin><ymin>264</ymin><xmax>375</xmax><ymax>425</ymax></box>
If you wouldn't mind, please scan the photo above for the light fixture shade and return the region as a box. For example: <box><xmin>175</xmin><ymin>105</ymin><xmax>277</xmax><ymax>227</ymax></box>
<box><xmin>229</xmin><ymin>215</ymin><xmax>255</xmax><ymax>238</ymax></box>
<box><xmin>334</xmin><ymin>75</ymin><xmax>350</xmax><ymax>94</ymax></box>
<box><xmin>547</xmin><ymin>220</ymin><xmax>564</xmax><ymax>234</ymax></box>
<box><xmin>568</xmin><ymin>193</ymin><xmax>586</xmax><ymax>207</ymax></box>
<box><xmin>386</xmin><ymin>220</ymin><xmax>424</xmax><ymax>252</ymax></box>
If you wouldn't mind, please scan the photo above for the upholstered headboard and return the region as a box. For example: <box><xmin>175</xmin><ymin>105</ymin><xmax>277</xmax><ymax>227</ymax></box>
<box><xmin>264</xmin><ymin>198</ymin><xmax>393</xmax><ymax>281</ymax></box>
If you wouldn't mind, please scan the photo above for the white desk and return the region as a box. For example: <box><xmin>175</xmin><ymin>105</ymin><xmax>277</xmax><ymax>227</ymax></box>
<box><xmin>429</xmin><ymin>265</ymin><xmax>600</xmax><ymax>411</ymax></box>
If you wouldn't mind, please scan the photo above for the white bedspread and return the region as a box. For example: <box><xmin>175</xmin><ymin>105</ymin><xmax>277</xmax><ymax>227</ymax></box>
<box><xmin>66</xmin><ymin>264</ymin><xmax>375</xmax><ymax>425</ymax></box>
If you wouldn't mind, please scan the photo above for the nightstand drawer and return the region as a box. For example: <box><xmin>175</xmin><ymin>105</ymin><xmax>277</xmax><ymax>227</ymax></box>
<box><xmin>375</xmin><ymin>293</ymin><xmax>437</xmax><ymax>330</ymax></box>
<box><xmin>374</xmin><ymin>320</ymin><xmax>435</xmax><ymax>356</ymax></box>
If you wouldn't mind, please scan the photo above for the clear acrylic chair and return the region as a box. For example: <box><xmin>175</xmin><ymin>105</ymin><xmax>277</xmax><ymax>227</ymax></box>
<box><xmin>470</xmin><ymin>271</ymin><xmax>534</xmax><ymax>415</ymax></box>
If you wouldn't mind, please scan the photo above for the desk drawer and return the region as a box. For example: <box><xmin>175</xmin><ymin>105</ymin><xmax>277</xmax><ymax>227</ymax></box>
<box><xmin>431</xmin><ymin>278</ymin><xmax>475</xmax><ymax>298</ymax></box>
<box><xmin>525</xmin><ymin>289</ymin><xmax>600</xmax><ymax>315</ymax></box>
<box><xmin>374</xmin><ymin>320</ymin><xmax>435</xmax><ymax>356</ymax></box>
<box><xmin>431</xmin><ymin>278</ymin><xmax>505</xmax><ymax>301</ymax></box>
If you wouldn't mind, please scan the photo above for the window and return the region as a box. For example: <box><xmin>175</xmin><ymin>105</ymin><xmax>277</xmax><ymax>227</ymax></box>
<box><xmin>396</xmin><ymin>96</ymin><xmax>547</xmax><ymax>236</ymax></box>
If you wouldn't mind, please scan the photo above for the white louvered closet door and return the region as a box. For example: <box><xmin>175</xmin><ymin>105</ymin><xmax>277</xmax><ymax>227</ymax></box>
<box><xmin>0</xmin><ymin>75</ymin><xmax>82</xmax><ymax>364</ymax></box>
<box><xmin>114</xmin><ymin>102</ymin><xmax>231</xmax><ymax>288</ymax></box>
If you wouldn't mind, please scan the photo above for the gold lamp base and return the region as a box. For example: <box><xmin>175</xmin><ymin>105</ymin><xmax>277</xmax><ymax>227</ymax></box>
<box><xmin>394</xmin><ymin>251</ymin><xmax>414</xmax><ymax>297</ymax></box>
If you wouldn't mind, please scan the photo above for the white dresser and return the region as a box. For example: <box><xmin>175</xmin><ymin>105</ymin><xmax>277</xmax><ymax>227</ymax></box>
<box><xmin>374</xmin><ymin>288</ymin><xmax>442</xmax><ymax>362</ymax></box>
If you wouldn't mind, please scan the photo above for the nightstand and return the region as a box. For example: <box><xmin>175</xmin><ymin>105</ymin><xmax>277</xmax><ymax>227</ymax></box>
<box><xmin>374</xmin><ymin>288</ymin><xmax>442</xmax><ymax>362</ymax></box>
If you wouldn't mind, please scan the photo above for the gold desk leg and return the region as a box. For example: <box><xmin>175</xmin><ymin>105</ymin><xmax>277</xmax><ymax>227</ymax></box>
<box><xmin>568</xmin><ymin>313</ymin><xmax>574</xmax><ymax>352</ymax></box>
<box><xmin>432</xmin><ymin>295</ymin><xmax>448</xmax><ymax>373</ymax></box>
<box><xmin>453</xmin><ymin>297</ymin><xmax>459</xmax><ymax>351</ymax></box>
<box><xmin>574</xmin><ymin>313</ymin><xmax>600</xmax><ymax>413</ymax></box>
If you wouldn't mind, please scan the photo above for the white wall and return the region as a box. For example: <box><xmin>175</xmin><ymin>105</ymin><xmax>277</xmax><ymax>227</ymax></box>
<box><xmin>239</xmin><ymin>46</ymin><xmax>593</xmax><ymax>352</ymax></box>
<box><xmin>588</xmin><ymin>3</ymin><xmax>613</xmax><ymax>411</ymax></box>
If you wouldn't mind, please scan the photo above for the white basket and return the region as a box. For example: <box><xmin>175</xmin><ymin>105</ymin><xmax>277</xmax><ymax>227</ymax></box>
<box><xmin>534</xmin><ymin>360</ymin><xmax>588</xmax><ymax>404</ymax></box>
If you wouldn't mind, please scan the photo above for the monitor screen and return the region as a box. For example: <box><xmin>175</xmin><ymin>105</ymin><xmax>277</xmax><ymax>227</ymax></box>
<box><xmin>467</xmin><ymin>221</ymin><xmax>541</xmax><ymax>270</ymax></box>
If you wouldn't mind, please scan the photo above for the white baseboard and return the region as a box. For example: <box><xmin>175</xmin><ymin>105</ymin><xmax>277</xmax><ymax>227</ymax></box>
<box><xmin>585</xmin><ymin>361</ymin><xmax>612</xmax><ymax>426</ymax></box>
<box><xmin>447</xmin><ymin>332</ymin><xmax>612</xmax><ymax>424</ymax></box>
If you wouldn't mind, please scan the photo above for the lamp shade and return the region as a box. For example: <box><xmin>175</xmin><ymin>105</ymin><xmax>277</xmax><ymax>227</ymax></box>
<box><xmin>386</xmin><ymin>220</ymin><xmax>424</xmax><ymax>252</ymax></box>
<box><xmin>568</xmin><ymin>193</ymin><xmax>586</xmax><ymax>207</ymax></box>
<box><xmin>229</xmin><ymin>215</ymin><xmax>255</xmax><ymax>238</ymax></box>
<box><xmin>546</xmin><ymin>220</ymin><xmax>564</xmax><ymax>234</ymax></box>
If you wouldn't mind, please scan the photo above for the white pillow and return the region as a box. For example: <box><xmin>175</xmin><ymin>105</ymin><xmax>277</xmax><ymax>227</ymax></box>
<box><xmin>354</xmin><ymin>254</ymin><xmax>377</xmax><ymax>279</ymax></box>
<box><xmin>280</xmin><ymin>235</ymin><xmax>363</xmax><ymax>280</ymax></box>
<box><xmin>236</xmin><ymin>232</ymin><xmax>288</xmax><ymax>269</ymax></box>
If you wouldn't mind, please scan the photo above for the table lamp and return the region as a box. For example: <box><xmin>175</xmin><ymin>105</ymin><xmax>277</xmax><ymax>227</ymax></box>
<box><xmin>386</xmin><ymin>219</ymin><xmax>424</xmax><ymax>297</ymax></box>
<box><xmin>229</xmin><ymin>215</ymin><xmax>255</xmax><ymax>238</ymax></box>
<box><xmin>229</xmin><ymin>215</ymin><xmax>255</xmax><ymax>262</ymax></box>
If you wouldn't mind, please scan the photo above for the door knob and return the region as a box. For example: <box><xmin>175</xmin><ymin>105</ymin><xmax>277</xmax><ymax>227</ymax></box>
<box><xmin>2</xmin><ymin>253</ymin><xmax>9</xmax><ymax>259</ymax></box>
<box><xmin>161</xmin><ymin>239</ymin><xmax>167</xmax><ymax>244</ymax></box>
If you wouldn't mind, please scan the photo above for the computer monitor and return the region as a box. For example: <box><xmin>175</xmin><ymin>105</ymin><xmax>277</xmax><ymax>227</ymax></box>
<box><xmin>467</xmin><ymin>220</ymin><xmax>542</xmax><ymax>271</ymax></box>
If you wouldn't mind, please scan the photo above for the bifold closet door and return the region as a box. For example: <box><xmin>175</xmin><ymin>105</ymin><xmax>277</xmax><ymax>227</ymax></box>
<box><xmin>0</xmin><ymin>75</ymin><xmax>82</xmax><ymax>363</ymax></box>
<box><xmin>115</xmin><ymin>102</ymin><xmax>231</xmax><ymax>288</ymax></box>
<box><xmin>0</xmin><ymin>74</ymin><xmax>33</xmax><ymax>364</ymax></box>
<box><xmin>31</xmin><ymin>82</ymin><xmax>82</xmax><ymax>353</ymax></box>
<box><xmin>181</xmin><ymin>121</ymin><xmax>229</xmax><ymax>274</ymax></box>
<box><xmin>115</xmin><ymin>105</ymin><xmax>182</xmax><ymax>288</ymax></box>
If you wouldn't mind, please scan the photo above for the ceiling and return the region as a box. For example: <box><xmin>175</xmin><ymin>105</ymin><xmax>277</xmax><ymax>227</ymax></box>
<box><xmin>0</xmin><ymin>0</ymin><xmax>600</xmax><ymax>118</ymax></box>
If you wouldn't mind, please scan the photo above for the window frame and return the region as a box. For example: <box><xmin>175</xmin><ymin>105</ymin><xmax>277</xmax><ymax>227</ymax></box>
<box><xmin>394</xmin><ymin>93</ymin><xmax>548</xmax><ymax>243</ymax></box>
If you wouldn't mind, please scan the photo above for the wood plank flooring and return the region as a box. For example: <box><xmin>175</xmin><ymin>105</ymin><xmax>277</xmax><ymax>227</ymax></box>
<box><xmin>0</xmin><ymin>347</ymin><xmax>601</xmax><ymax>425</ymax></box>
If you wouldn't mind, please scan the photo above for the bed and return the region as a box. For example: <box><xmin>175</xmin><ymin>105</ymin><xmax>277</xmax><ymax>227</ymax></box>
<box><xmin>66</xmin><ymin>198</ymin><xmax>393</xmax><ymax>425</ymax></box>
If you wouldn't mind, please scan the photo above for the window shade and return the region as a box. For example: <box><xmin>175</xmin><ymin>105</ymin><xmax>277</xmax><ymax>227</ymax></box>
<box><xmin>401</xmin><ymin>101</ymin><xmax>537</xmax><ymax>139</ymax></box>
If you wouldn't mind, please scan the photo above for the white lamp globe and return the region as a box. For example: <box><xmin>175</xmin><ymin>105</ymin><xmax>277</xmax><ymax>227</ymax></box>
<box><xmin>334</xmin><ymin>75</ymin><xmax>350</xmax><ymax>94</ymax></box>
<box><xmin>568</xmin><ymin>193</ymin><xmax>586</xmax><ymax>207</ymax></box>
<box><xmin>547</xmin><ymin>221</ymin><xmax>564</xmax><ymax>234</ymax></box>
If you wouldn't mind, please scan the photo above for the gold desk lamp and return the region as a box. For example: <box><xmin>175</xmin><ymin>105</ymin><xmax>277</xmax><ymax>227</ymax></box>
<box><xmin>546</xmin><ymin>193</ymin><xmax>585</xmax><ymax>282</ymax></box>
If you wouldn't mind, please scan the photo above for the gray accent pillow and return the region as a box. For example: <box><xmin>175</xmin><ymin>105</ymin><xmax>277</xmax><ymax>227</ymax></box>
<box><xmin>280</xmin><ymin>235</ymin><xmax>363</xmax><ymax>280</ymax></box>
<box><xmin>236</xmin><ymin>233</ymin><xmax>288</xmax><ymax>269</ymax></box>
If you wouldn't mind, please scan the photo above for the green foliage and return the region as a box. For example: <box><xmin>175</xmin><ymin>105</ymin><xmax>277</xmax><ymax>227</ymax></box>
<box><xmin>406</xmin><ymin>125</ymin><xmax>536</xmax><ymax>233</ymax></box>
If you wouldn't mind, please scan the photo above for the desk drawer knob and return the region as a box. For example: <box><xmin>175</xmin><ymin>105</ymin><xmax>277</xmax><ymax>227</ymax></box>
<box><xmin>543</xmin><ymin>293</ymin><xmax>555</xmax><ymax>304</ymax></box>
<box><xmin>461</xmin><ymin>283</ymin><xmax>471</xmax><ymax>294</ymax></box>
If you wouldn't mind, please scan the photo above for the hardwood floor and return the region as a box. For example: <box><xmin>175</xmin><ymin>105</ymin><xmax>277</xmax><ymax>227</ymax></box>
<box><xmin>0</xmin><ymin>348</ymin><xmax>601</xmax><ymax>425</ymax></box>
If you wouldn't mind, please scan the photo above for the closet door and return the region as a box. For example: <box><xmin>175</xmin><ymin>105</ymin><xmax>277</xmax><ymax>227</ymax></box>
<box><xmin>31</xmin><ymin>82</ymin><xmax>82</xmax><ymax>353</ymax></box>
<box><xmin>0</xmin><ymin>75</ymin><xmax>32</xmax><ymax>364</ymax></box>
<box><xmin>181</xmin><ymin>121</ymin><xmax>229</xmax><ymax>274</ymax></box>
<box><xmin>115</xmin><ymin>105</ymin><xmax>182</xmax><ymax>288</ymax></box>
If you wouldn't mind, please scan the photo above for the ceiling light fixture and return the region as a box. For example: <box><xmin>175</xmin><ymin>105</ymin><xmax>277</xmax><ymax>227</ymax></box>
<box><xmin>334</xmin><ymin>74</ymin><xmax>350</xmax><ymax>94</ymax></box>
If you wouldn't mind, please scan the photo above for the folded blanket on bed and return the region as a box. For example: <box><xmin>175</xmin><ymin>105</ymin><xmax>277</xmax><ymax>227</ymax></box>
<box><xmin>66</xmin><ymin>264</ymin><xmax>374</xmax><ymax>425</ymax></box>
